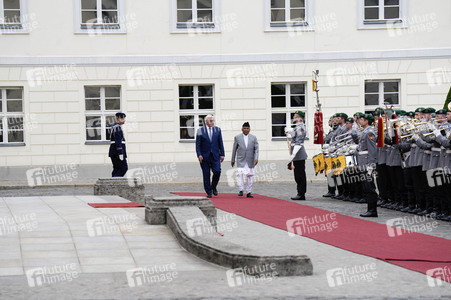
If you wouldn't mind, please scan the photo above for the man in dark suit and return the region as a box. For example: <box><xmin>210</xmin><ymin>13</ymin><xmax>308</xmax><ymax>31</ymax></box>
<box><xmin>196</xmin><ymin>115</ymin><xmax>225</xmax><ymax>198</ymax></box>
<box><xmin>231</xmin><ymin>122</ymin><xmax>259</xmax><ymax>198</ymax></box>
<box><xmin>109</xmin><ymin>112</ymin><xmax>128</xmax><ymax>177</ymax></box>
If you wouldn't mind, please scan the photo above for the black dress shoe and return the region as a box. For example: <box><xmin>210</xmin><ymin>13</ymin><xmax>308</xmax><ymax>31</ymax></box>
<box><xmin>360</xmin><ymin>211</ymin><xmax>378</xmax><ymax>217</ymax></box>
<box><xmin>246</xmin><ymin>193</ymin><xmax>254</xmax><ymax>198</ymax></box>
<box><xmin>207</xmin><ymin>193</ymin><xmax>212</xmax><ymax>198</ymax></box>
<box><xmin>291</xmin><ymin>194</ymin><xmax>306</xmax><ymax>200</ymax></box>
<box><xmin>412</xmin><ymin>208</ymin><xmax>422</xmax><ymax>214</ymax></box>
<box><xmin>356</xmin><ymin>198</ymin><xmax>367</xmax><ymax>203</ymax></box>
<box><xmin>336</xmin><ymin>195</ymin><xmax>344</xmax><ymax>200</ymax></box>
<box><xmin>238</xmin><ymin>191</ymin><xmax>243</xmax><ymax>196</ymax></box>
<box><xmin>350</xmin><ymin>197</ymin><xmax>360</xmax><ymax>203</ymax></box>
<box><xmin>212</xmin><ymin>188</ymin><xmax>218</xmax><ymax>196</ymax></box>
<box><xmin>400</xmin><ymin>207</ymin><xmax>410</xmax><ymax>213</ymax></box>
<box><xmin>322</xmin><ymin>192</ymin><xmax>335</xmax><ymax>198</ymax></box>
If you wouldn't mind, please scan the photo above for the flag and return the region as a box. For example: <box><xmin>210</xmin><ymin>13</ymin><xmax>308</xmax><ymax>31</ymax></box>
<box><xmin>336</xmin><ymin>155</ymin><xmax>346</xmax><ymax>175</ymax></box>
<box><xmin>318</xmin><ymin>153</ymin><xmax>325</xmax><ymax>173</ymax></box>
<box><xmin>444</xmin><ymin>86</ymin><xmax>451</xmax><ymax>110</ymax></box>
<box><xmin>377</xmin><ymin>116</ymin><xmax>385</xmax><ymax>147</ymax></box>
<box><xmin>313</xmin><ymin>155</ymin><xmax>319</xmax><ymax>175</ymax></box>
<box><xmin>393</xmin><ymin>113</ymin><xmax>399</xmax><ymax>144</ymax></box>
<box><xmin>314</xmin><ymin>112</ymin><xmax>324</xmax><ymax>144</ymax></box>
<box><xmin>324</xmin><ymin>156</ymin><xmax>332</xmax><ymax>175</ymax></box>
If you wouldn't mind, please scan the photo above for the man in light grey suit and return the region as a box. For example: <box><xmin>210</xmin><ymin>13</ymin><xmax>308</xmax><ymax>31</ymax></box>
<box><xmin>231</xmin><ymin>122</ymin><xmax>259</xmax><ymax>198</ymax></box>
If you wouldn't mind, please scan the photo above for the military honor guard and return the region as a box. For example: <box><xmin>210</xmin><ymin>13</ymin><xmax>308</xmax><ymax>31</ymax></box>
<box><xmin>109</xmin><ymin>112</ymin><xmax>128</xmax><ymax>177</ymax></box>
<box><xmin>231</xmin><ymin>122</ymin><xmax>259</xmax><ymax>198</ymax></box>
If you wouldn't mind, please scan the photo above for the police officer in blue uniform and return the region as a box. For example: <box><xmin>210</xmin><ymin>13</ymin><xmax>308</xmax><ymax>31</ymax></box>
<box><xmin>109</xmin><ymin>112</ymin><xmax>128</xmax><ymax>177</ymax></box>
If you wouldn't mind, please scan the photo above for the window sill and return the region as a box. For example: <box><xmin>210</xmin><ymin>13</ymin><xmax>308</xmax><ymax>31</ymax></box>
<box><xmin>179</xmin><ymin>140</ymin><xmax>195</xmax><ymax>143</ymax></box>
<box><xmin>85</xmin><ymin>141</ymin><xmax>111</xmax><ymax>145</ymax></box>
<box><xmin>272</xmin><ymin>137</ymin><xmax>309</xmax><ymax>141</ymax></box>
<box><xmin>0</xmin><ymin>143</ymin><xmax>25</xmax><ymax>147</ymax></box>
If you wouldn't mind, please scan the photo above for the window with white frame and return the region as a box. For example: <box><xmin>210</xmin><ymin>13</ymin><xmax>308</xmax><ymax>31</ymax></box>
<box><xmin>271</xmin><ymin>83</ymin><xmax>307</xmax><ymax>138</ymax></box>
<box><xmin>171</xmin><ymin>0</ymin><xmax>220</xmax><ymax>33</ymax></box>
<box><xmin>179</xmin><ymin>85</ymin><xmax>214</xmax><ymax>140</ymax></box>
<box><xmin>85</xmin><ymin>86</ymin><xmax>121</xmax><ymax>142</ymax></box>
<box><xmin>265</xmin><ymin>0</ymin><xmax>313</xmax><ymax>31</ymax></box>
<box><xmin>0</xmin><ymin>87</ymin><xmax>24</xmax><ymax>144</ymax></box>
<box><xmin>0</xmin><ymin>0</ymin><xmax>30</xmax><ymax>33</ymax></box>
<box><xmin>359</xmin><ymin>0</ymin><xmax>407</xmax><ymax>29</ymax></box>
<box><xmin>75</xmin><ymin>0</ymin><xmax>126</xmax><ymax>33</ymax></box>
<box><xmin>364</xmin><ymin>80</ymin><xmax>400</xmax><ymax>113</ymax></box>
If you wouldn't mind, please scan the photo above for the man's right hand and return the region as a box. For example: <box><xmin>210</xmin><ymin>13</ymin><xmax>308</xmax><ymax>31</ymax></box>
<box><xmin>231</xmin><ymin>162</ymin><xmax>235</xmax><ymax>167</ymax></box>
<box><xmin>198</xmin><ymin>155</ymin><xmax>203</xmax><ymax>163</ymax></box>
<box><xmin>119</xmin><ymin>154</ymin><xmax>123</xmax><ymax>161</ymax></box>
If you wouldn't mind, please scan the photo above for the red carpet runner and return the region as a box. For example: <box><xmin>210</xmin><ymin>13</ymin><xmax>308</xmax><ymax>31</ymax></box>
<box><xmin>174</xmin><ymin>192</ymin><xmax>451</xmax><ymax>283</ymax></box>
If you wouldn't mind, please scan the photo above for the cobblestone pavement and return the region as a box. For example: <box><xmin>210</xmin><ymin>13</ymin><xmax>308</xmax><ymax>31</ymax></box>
<box><xmin>0</xmin><ymin>182</ymin><xmax>450</xmax><ymax>299</ymax></box>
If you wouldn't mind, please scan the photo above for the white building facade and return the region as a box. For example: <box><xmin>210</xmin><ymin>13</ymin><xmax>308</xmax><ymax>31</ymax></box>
<box><xmin>0</xmin><ymin>0</ymin><xmax>450</xmax><ymax>185</ymax></box>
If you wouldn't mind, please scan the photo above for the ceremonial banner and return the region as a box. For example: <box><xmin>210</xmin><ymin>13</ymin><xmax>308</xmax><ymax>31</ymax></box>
<box><xmin>377</xmin><ymin>116</ymin><xmax>385</xmax><ymax>147</ymax></box>
<box><xmin>314</xmin><ymin>111</ymin><xmax>324</xmax><ymax>144</ymax></box>
<box><xmin>324</xmin><ymin>156</ymin><xmax>332</xmax><ymax>175</ymax></box>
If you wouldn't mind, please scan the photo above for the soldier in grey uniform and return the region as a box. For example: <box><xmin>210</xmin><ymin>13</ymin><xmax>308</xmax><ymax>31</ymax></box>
<box><xmin>329</xmin><ymin>113</ymin><xmax>348</xmax><ymax>200</ymax></box>
<box><xmin>323</xmin><ymin>115</ymin><xmax>339</xmax><ymax>198</ymax></box>
<box><xmin>358</xmin><ymin>114</ymin><xmax>379</xmax><ymax>217</ymax></box>
<box><xmin>289</xmin><ymin>111</ymin><xmax>308</xmax><ymax>200</ymax></box>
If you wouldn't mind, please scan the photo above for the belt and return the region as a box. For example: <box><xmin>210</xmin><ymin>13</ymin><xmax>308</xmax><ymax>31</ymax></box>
<box><xmin>432</xmin><ymin>147</ymin><xmax>441</xmax><ymax>152</ymax></box>
<box><xmin>359</xmin><ymin>151</ymin><xmax>368</xmax><ymax>155</ymax></box>
<box><xmin>441</xmin><ymin>146</ymin><xmax>446</xmax><ymax>150</ymax></box>
<box><xmin>111</xmin><ymin>141</ymin><xmax>126</xmax><ymax>144</ymax></box>
<box><xmin>411</xmin><ymin>144</ymin><xmax>417</xmax><ymax>148</ymax></box>
<box><xmin>424</xmin><ymin>150</ymin><xmax>431</xmax><ymax>154</ymax></box>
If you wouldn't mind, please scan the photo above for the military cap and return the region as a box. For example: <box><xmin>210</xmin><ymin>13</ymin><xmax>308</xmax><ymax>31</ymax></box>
<box><xmin>424</xmin><ymin>107</ymin><xmax>436</xmax><ymax>114</ymax></box>
<box><xmin>115</xmin><ymin>112</ymin><xmax>126</xmax><ymax>118</ymax></box>
<box><xmin>406</xmin><ymin>111</ymin><xmax>415</xmax><ymax>117</ymax></box>
<box><xmin>242</xmin><ymin>122</ymin><xmax>250</xmax><ymax>127</ymax></box>
<box><xmin>346</xmin><ymin>117</ymin><xmax>354</xmax><ymax>123</ymax></box>
<box><xmin>373</xmin><ymin>108</ymin><xmax>383</xmax><ymax>117</ymax></box>
<box><xmin>360</xmin><ymin>113</ymin><xmax>375</xmax><ymax>122</ymax></box>
<box><xmin>336</xmin><ymin>113</ymin><xmax>348</xmax><ymax>119</ymax></box>
<box><xmin>397</xmin><ymin>110</ymin><xmax>406</xmax><ymax>116</ymax></box>
<box><xmin>415</xmin><ymin>107</ymin><xmax>425</xmax><ymax>113</ymax></box>
<box><xmin>294</xmin><ymin>111</ymin><xmax>305</xmax><ymax>118</ymax></box>
<box><xmin>436</xmin><ymin>109</ymin><xmax>447</xmax><ymax>115</ymax></box>
<box><xmin>353</xmin><ymin>112</ymin><xmax>363</xmax><ymax>117</ymax></box>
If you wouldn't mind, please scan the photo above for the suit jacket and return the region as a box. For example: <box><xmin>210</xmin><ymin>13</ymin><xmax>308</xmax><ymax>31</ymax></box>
<box><xmin>108</xmin><ymin>122</ymin><xmax>127</xmax><ymax>158</ymax></box>
<box><xmin>231</xmin><ymin>133</ymin><xmax>259</xmax><ymax>168</ymax></box>
<box><xmin>196</xmin><ymin>125</ymin><xmax>225</xmax><ymax>160</ymax></box>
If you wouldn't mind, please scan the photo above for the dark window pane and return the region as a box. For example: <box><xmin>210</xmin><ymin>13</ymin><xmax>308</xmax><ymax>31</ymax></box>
<box><xmin>0</xmin><ymin>100</ymin><xmax>2</xmax><ymax>112</ymax></box>
<box><xmin>272</xmin><ymin>126</ymin><xmax>285</xmax><ymax>137</ymax></box>
<box><xmin>177</xmin><ymin>0</ymin><xmax>192</xmax><ymax>9</ymax></box>
<box><xmin>365</xmin><ymin>94</ymin><xmax>379</xmax><ymax>106</ymax></box>
<box><xmin>271</xmin><ymin>10</ymin><xmax>285</xmax><ymax>22</ymax></box>
<box><xmin>179</xmin><ymin>86</ymin><xmax>193</xmax><ymax>97</ymax></box>
<box><xmin>198</xmin><ymin>85</ymin><xmax>213</xmax><ymax>97</ymax></box>
<box><xmin>290</xmin><ymin>9</ymin><xmax>305</xmax><ymax>21</ymax></box>
<box><xmin>291</xmin><ymin>96</ymin><xmax>305</xmax><ymax>107</ymax></box>
<box><xmin>365</xmin><ymin>82</ymin><xmax>379</xmax><ymax>93</ymax></box>
<box><xmin>8</xmin><ymin>130</ymin><xmax>23</xmax><ymax>142</ymax></box>
<box><xmin>82</xmin><ymin>0</ymin><xmax>96</xmax><ymax>9</ymax></box>
<box><xmin>82</xmin><ymin>11</ymin><xmax>97</xmax><ymax>23</ymax></box>
<box><xmin>364</xmin><ymin>8</ymin><xmax>378</xmax><ymax>19</ymax></box>
<box><xmin>271</xmin><ymin>0</ymin><xmax>285</xmax><ymax>8</ymax></box>
<box><xmin>86</xmin><ymin>99</ymin><xmax>101</xmax><ymax>110</ymax></box>
<box><xmin>180</xmin><ymin>128</ymin><xmax>194</xmax><ymax>139</ymax></box>
<box><xmin>291</xmin><ymin>84</ymin><xmax>305</xmax><ymax>94</ymax></box>
<box><xmin>105</xmin><ymin>87</ymin><xmax>120</xmax><ymax>97</ymax></box>
<box><xmin>271</xmin><ymin>96</ymin><xmax>286</xmax><ymax>108</ymax></box>
<box><xmin>180</xmin><ymin>115</ymin><xmax>194</xmax><ymax>127</ymax></box>
<box><xmin>384</xmin><ymin>0</ymin><xmax>399</xmax><ymax>5</ymax></box>
<box><xmin>102</xmin><ymin>0</ymin><xmax>117</xmax><ymax>10</ymax></box>
<box><xmin>6</xmin><ymin>100</ymin><xmax>22</xmax><ymax>112</ymax></box>
<box><xmin>290</xmin><ymin>0</ymin><xmax>305</xmax><ymax>8</ymax></box>
<box><xmin>86</xmin><ymin>128</ymin><xmax>101</xmax><ymax>140</ymax></box>
<box><xmin>365</xmin><ymin>0</ymin><xmax>378</xmax><ymax>6</ymax></box>
<box><xmin>85</xmin><ymin>87</ymin><xmax>101</xmax><ymax>98</ymax></box>
<box><xmin>4</xmin><ymin>0</ymin><xmax>20</xmax><ymax>9</ymax></box>
<box><xmin>384</xmin><ymin>94</ymin><xmax>399</xmax><ymax>105</ymax></box>
<box><xmin>199</xmin><ymin>98</ymin><xmax>213</xmax><ymax>109</ymax></box>
<box><xmin>199</xmin><ymin>115</ymin><xmax>207</xmax><ymax>127</ymax></box>
<box><xmin>272</xmin><ymin>113</ymin><xmax>286</xmax><ymax>125</ymax></box>
<box><xmin>197</xmin><ymin>0</ymin><xmax>212</xmax><ymax>9</ymax></box>
<box><xmin>102</xmin><ymin>11</ymin><xmax>118</xmax><ymax>23</ymax></box>
<box><xmin>179</xmin><ymin>98</ymin><xmax>194</xmax><ymax>110</ymax></box>
<box><xmin>384</xmin><ymin>82</ymin><xmax>399</xmax><ymax>93</ymax></box>
<box><xmin>271</xmin><ymin>84</ymin><xmax>286</xmax><ymax>95</ymax></box>
<box><xmin>197</xmin><ymin>10</ymin><xmax>212</xmax><ymax>22</ymax></box>
<box><xmin>106</xmin><ymin>115</ymin><xmax>116</xmax><ymax>127</ymax></box>
<box><xmin>105</xmin><ymin>99</ymin><xmax>120</xmax><ymax>110</ymax></box>
<box><xmin>177</xmin><ymin>10</ymin><xmax>192</xmax><ymax>22</ymax></box>
<box><xmin>6</xmin><ymin>89</ymin><xmax>22</xmax><ymax>99</ymax></box>
<box><xmin>384</xmin><ymin>7</ymin><xmax>399</xmax><ymax>19</ymax></box>
<box><xmin>8</xmin><ymin>116</ymin><xmax>23</xmax><ymax>130</ymax></box>
<box><xmin>86</xmin><ymin>116</ymin><xmax>101</xmax><ymax>127</ymax></box>
<box><xmin>4</xmin><ymin>10</ymin><xmax>20</xmax><ymax>23</ymax></box>
<box><xmin>86</xmin><ymin>116</ymin><xmax>101</xmax><ymax>140</ymax></box>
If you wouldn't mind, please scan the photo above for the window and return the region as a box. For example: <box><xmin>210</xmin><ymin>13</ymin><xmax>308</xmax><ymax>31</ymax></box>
<box><xmin>358</xmin><ymin>0</ymin><xmax>407</xmax><ymax>29</ymax></box>
<box><xmin>75</xmin><ymin>0</ymin><xmax>126</xmax><ymax>34</ymax></box>
<box><xmin>271</xmin><ymin>83</ymin><xmax>307</xmax><ymax>138</ymax></box>
<box><xmin>0</xmin><ymin>87</ymin><xmax>24</xmax><ymax>145</ymax></box>
<box><xmin>364</xmin><ymin>80</ymin><xmax>400</xmax><ymax>113</ymax></box>
<box><xmin>0</xmin><ymin>0</ymin><xmax>30</xmax><ymax>33</ymax></box>
<box><xmin>179</xmin><ymin>85</ymin><xmax>214</xmax><ymax>140</ymax></box>
<box><xmin>265</xmin><ymin>0</ymin><xmax>314</xmax><ymax>32</ymax></box>
<box><xmin>84</xmin><ymin>86</ymin><xmax>121</xmax><ymax>142</ymax></box>
<box><xmin>171</xmin><ymin>0</ymin><xmax>220</xmax><ymax>33</ymax></box>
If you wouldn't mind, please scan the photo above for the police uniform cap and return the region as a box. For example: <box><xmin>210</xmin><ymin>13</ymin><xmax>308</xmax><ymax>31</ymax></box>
<box><xmin>242</xmin><ymin>122</ymin><xmax>250</xmax><ymax>127</ymax></box>
<box><xmin>294</xmin><ymin>111</ymin><xmax>305</xmax><ymax>118</ymax></box>
<box><xmin>346</xmin><ymin>117</ymin><xmax>354</xmax><ymax>123</ymax></box>
<box><xmin>115</xmin><ymin>112</ymin><xmax>126</xmax><ymax>118</ymax></box>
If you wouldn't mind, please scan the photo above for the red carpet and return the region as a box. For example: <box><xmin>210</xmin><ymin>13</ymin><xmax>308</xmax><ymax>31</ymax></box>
<box><xmin>174</xmin><ymin>192</ymin><xmax>451</xmax><ymax>283</ymax></box>
<box><xmin>88</xmin><ymin>202</ymin><xmax>144</xmax><ymax>208</ymax></box>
